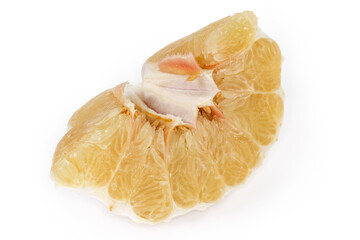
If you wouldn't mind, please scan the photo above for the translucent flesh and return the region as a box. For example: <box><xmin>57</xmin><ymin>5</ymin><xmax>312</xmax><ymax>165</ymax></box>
<box><xmin>52</xmin><ymin>91</ymin><xmax>131</xmax><ymax>187</ymax></box>
<box><xmin>51</xmin><ymin>11</ymin><xmax>284</xmax><ymax>223</ymax></box>
<box><xmin>166</xmin><ymin>125</ymin><xmax>226</xmax><ymax>208</ymax></box>
<box><xmin>213</xmin><ymin>38</ymin><xmax>282</xmax><ymax>92</ymax></box>
<box><xmin>108</xmin><ymin>117</ymin><xmax>173</xmax><ymax>222</ymax></box>
<box><xmin>148</xmin><ymin>11</ymin><xmax>258</xmax><ymax>68</ymax></box>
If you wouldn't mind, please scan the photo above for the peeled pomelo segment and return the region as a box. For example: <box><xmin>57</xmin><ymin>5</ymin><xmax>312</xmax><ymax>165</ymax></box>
<box><xmin>108</xmin><ymin>117</ymin><xmax>173</xmax><ymax>221</ymax></box>
<box><xmin>52</xmin><ymin>86</ymin><xmax>132</xmax><ymax>188</ymax></box>
<box><xmin>149</xmin><ymin>11</ymin><xmax>258</xmax><ymax>68</ymax></box>
<box><xmin>213</xmin><ymin>38</ymin><xmax>281</xmax><ymax>92</ymax></box>
<box><xmin>218</xmin><ymin>132</ymin><xmax>261</xmax><ymax>185</ymax></box>
<box><xmin>196</xmin><ymin>116</ymin><xmax>260</xmax><ymax>186</ymax></box>
<box><xmin>216</xmin><ymin>91</ymin><xmax>283</xmax><ymax>146</ymax></box>
<box><xmin>185</xmin><ymin>129</ymin><xmax>225</xmax><ymax>204</ymax></box>
<box><xmin>108</xmin><ymin>117</ymin><xmax>153</xmax><ymax>201</ymax></box>
<box><xmin>166</xmin><ymin>129</ymin><xmax>199</xmax><ymax>208</ymax></box>
<box><xmin>51</xmin><ymin>112</ymin><xmax>132</xmax><ymax>187</ymax></box>
<box><xmin>167</xmin><ymin>127</ymin><xmax>225</xmax><ymax>208</ymax></box>
<box><xmin>129</xmin><ymin>128</ymin><xmax>173</xmax><ymax>221</ymax></box>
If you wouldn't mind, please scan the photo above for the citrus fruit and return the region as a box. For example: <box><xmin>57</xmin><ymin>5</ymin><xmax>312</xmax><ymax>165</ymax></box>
<box><xmin>51</xmin><ymin>11</ymin><xmax>284</xmax><ymax>223</ymax></box>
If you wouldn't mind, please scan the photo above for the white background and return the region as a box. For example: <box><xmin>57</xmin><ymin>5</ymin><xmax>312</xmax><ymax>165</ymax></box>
<box><xmin>0</xmin><ymin>0</ymin><xmax>359</xmax><ymax>239</ymax></box>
